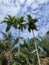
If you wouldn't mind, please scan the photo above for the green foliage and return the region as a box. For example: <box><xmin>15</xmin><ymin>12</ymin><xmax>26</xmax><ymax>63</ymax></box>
<box><xmin>38</xmin><ymin>35</ymin><xmax>49</xmax><ymax>57</ymax></box>
<box><xmin>0</xmin><ymin>32</ymin><xmax>17</xmax><ymax>65</ymax></box>
<box><xmin>27</xmin><ymin>14</ymin><xmax>38</xmax><ymax>32</ymax></box>
<box><xmin>13</xmin><ymin>50</ymin><xmax>33</xmax><ymax>65</ymax></box>
<box><xmin>0</xmin><ymin>14</ymin><xmax>49</xmax><ymax>65</ymax></box>
<box><xmin>0</xmin><ymin>31</ymin><xmax>49</xmax><ymax>65</ymax></box>
<box><xmin>2</xmin><ymin>15</ymin><xmax>17</xmax><ymax>32</ymax></box>
<box><xmin>2</xmin><ymin>15</ymin><xmax>26</xmax><ymax>32</ymax></box>
<box><xmin>2</xmin><ymin>14</ymin><xmax>38</xmax><ymax>32</ymax></box>
<box><xmin>16</xmin><ymin>16</ymin><xmax>26</xmax><ymax>31</ymax></box>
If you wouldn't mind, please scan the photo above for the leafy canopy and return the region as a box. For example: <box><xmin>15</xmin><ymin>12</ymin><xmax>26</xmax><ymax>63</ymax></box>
<box><xmin>27</xmin><ymin>14</ymin><xmax>38</xmax><ymax>32</ymax></box>
<box><xmin>2</xmin><ymin>15</ymin><xmax>26</xmax><ymax>32</ymax></box>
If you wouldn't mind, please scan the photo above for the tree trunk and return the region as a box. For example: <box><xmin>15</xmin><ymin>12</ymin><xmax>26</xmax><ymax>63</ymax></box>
<box><xmin>32</xmin><ymin>31</ymin><xmax>41</xmax><ymax>65</ymax></box>
<box><xmin>18</xmin><ymin>30</ymin><xmax>20</xmax><ymax>58</ymax></box>
<box><xmin>0</xmin><ymin>61</ymin><xmax>2</xmax><ymax>65</ymax></box>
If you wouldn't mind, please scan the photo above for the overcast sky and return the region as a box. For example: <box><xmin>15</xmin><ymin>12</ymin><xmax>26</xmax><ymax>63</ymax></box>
<box><xmin>0</xmin><ymin>0</ymin><xmax>49</xmax><ymax>39</ymax></box>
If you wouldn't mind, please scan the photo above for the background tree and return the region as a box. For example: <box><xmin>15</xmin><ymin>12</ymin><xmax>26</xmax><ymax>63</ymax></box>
<box><xmin>38</xmin><ymin>33</ymin><xmax>49</xmax><ymax>57</ymax></box>
<box><xmin>13</xmin><ymin>39</ymin><xmax>35</xmax><ymax>65</ymax></box>
<box><xmin>0</xmin><ymin>31</ymin><xmax>18</xmax><ymax>65</ymax></box>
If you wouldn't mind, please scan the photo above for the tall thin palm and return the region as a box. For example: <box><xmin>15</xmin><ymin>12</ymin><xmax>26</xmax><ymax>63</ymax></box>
<box><xmin>27</xmin><ymin>14</ymin><xmax>41</xmax><ymax>65</ymax></box>
<box><xmin>2</xmin><ymin>15</ymin><xmax>26</xmax><ymax>58</ymax></box>
<box><xmin>16</xmin><ymin>16</ymin><xmax>26</xmax><ymax>58</ymax></box>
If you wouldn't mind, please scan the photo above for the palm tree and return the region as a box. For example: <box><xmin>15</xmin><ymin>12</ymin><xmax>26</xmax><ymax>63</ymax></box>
<box><xmin>38</xmin><ymin>35</ymin><xmax>49</xmax><ymax>57</ymax></box>
<box><xmin>27</xmin><ymin>14</ymin><xmax>41</xmax><ymax>65</ymax></box>
<box><xmin>0</xmin><ymin>33</ymin><xmax>12</xmax><ymax>65</ymax></box>
<box><xmin>0</xmin><ymin>31</ymin><xmax>18</xmax><ymax>65</ymax></box>
<box><xmin>15</xmin><ymin>16</ymin><xmax>26</xmax><ymax>58</ymax></box>
<box><xmin>45</xmin><ymin>31</ymin><xmax>49</xmax><ymax>42</ymax></box>
<box><xmin>2</xmin><ymin>15</ymin><xmax>26</xmax><ymax>58</ymax></box>
<box><xmin>37</xmin><ymin>34</ymin><xmax>49</xmax><ymax>65</ymax></box>
<box><xmin>13</xmin><ymin>39</ymin><xmax>35</xmax><ymax>65</ymax></box>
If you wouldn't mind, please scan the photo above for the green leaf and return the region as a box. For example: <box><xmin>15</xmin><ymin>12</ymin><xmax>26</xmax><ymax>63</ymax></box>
<box><xmin>6</xmin><ymin>25</ymin><xmax>11</xmax><ymax>32</ymax></box>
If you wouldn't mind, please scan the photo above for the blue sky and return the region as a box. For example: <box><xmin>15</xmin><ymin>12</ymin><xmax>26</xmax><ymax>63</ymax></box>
<box><xmin>0</xmin><ymin>0</ymin><xmax>49</xmax><ymax>39</ymax></box>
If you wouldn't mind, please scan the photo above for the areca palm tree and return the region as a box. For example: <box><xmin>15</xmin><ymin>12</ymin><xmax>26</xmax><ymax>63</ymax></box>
<box><xmin>38</xmin><ymin>35</ymin><xmax>49</xmax><ymax>57</ymax></box>
<box><xmin>45</xmin><ymin>31</ymin><xmax>49</xmax><ymax>42</ymax></box>
<box><xmin>15</xmin><ymin>16</ymin><xmax>26</xmax><ymax>58</ymax></box>
<box><xmin>13</xmin><ymin>39</ymin><xmax>35</xmax><ymax>65</ymax></box>
<box><xmin>27</xmin><ymin>14</ymin><xmax>41</xmax><ymax>65</ymax></box>
<box><xmin>2</xmin><ymin>15</ymin><xmax>26</xmax><ymax>58</ymax></box>
<box><xmin>29</xmin><ymin>37</ymin><xmax>47</xmax><ymax>65</ymax></box>
<box><xmin>0</xmin><ymin>33</ymin><xmax>12</xmax><ymax>65</ymax></box>
<box><xmin>0</xmin><ymin>31</ymin><xmax>18</xmax><ymax>65</ymax></box>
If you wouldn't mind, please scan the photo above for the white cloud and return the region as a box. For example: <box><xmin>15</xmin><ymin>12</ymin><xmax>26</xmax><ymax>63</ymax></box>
<box><xmin>0</xmin><ymin>0</ymin><xmax>3</xmax><ymax>5</ymax></box>
<box><xmin>18</xmin><ymin>0</ymin><xmax>25</xmax><ymax>4</ymax></box>
<box><xmin>37</xmin><ymin>0</ymin><xmax>48</xmax><ymax>4</ymax></box>
<box><xmin>31</xmin><ymin>2</ymin><xmax>39</xmax><ymax>9</ymax></box>
<box><xmin>26</xmin><ymin>0</ymin><xmax>35</xmax><ymax>6</ymax></box>
<box><xmin>0</xmin><ymin>0</ymin><xmax>49</xmax><ymax>38</ymax></box>
<box><xmin>0</xmin><ymin>0</ymin><xmax>10</xmax><ymax>5</ymax></box>
<box><xmin>2</xmin><ymin>0</ymin><xmax>9</xmax><ymax>4</ymax></box>
<box><xmin>0</xmin><ymin>5</ymin><xmax>20</xmax><ymax>16</ymax></box>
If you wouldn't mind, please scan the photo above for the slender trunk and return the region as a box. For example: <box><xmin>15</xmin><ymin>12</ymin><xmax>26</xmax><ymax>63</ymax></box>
<box><xmin>18</xmin><ymin>29</ymin><xmax>20</xmax><ymax>58</ymax></box>
<box><xmin>0</xmin><ymin>61</ymin><xmax>2</xmax><ymax>65</ymax></box>
<box><xmin>32</xmin><ymin>31</ymin><xmax>41</xmax><ymax>65</ymax></box>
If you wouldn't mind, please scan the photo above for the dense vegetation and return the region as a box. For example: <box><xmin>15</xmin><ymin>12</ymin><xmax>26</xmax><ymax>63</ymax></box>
<box><xmin>0</xmin><ymin>14</ymin><xmax>49</xmax><ymax>65</ymax></box>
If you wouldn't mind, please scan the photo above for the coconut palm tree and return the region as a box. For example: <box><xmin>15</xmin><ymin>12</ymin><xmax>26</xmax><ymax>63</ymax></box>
<box><xmin>27</xmin><ymin>14</ymin><xmax>41</xmax><ymax>65</ymax></box>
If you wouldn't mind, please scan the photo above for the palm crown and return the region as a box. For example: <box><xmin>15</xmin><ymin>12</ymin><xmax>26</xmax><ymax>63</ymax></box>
<box><xmin>3</xmin><ymin>15</ymin><xmax>26</xmax><ymax>32</ymax></box>
<box><xmin>27</xmin><ymin>14</ymin><xmax>38</xmax><ymax>32</ymax></box>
